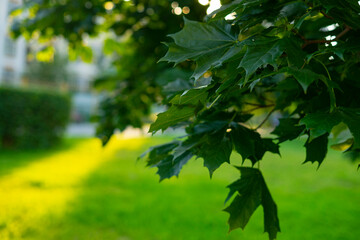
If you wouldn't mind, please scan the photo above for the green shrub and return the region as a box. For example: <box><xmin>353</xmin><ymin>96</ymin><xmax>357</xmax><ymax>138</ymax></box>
<box><xmin>0</xmin><ymin>87</ymin><xmax>71</xmax><ymax>149</ymax></box>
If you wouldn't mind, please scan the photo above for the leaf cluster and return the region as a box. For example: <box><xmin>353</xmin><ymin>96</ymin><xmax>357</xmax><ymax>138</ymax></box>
<box><xmin>144</xmin><ymin>0</ymin><xmax>360</xmax><ymax>238</ymax></box>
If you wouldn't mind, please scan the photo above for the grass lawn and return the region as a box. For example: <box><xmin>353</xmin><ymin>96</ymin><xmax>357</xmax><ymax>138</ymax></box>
<box><xmin>0</xmin><ymin>138</ymin><xmax>84</xmax><ymax>178</ymax></box>
<box><xmin>0</xmin><ymin>135</ymin><xmax>360</xmax><ymax>240</ymax></box>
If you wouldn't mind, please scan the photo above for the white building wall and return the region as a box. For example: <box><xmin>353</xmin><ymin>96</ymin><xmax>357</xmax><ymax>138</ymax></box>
<box><xmin>0</xmin><ymin>0</ymin><xmax>101</xmax><ymax>91</ymax></box>
<box><xmin>0</xmin><ymin>0</ymin><xmax>9</xmax><ymax>82</ymax></box>
<box><xmin>0</xmin><ymin>0</ymin><xmax>26</xmax><ymax>86</ymax></box>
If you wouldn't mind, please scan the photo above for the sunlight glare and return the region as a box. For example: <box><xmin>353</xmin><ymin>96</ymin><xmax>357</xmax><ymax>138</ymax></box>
<box><xmin>206</xmin><ymin>0</ymin><xmax>222</xmax><ymax>15</ymax></box>
<box><xmin>321</xmin><ymin>23</ymin><xmax>339</xmax><ymax>32</ymax></box>
<box><xmin>198</xmin><ymin>0</ymin><xmax>210</xmax><ymax>6</ymax></box>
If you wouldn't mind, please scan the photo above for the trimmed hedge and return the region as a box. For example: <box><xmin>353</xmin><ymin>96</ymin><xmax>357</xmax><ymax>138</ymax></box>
<box><xmin>0</xmin><ymin>87</ymin><xmax>71</xmax><ymax>149</ymax></box>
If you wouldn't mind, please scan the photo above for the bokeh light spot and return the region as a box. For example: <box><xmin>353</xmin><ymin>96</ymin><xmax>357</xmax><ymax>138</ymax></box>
<box><xmin>174</xmin><ymin>7</ymin><xmax>182</xmax><ymax>15</ymax></box>
<box><xmin>104</xmin><ymin>1</ymin><xmax>114</xmax><ymax>11</ymax></box>
<box><xmin>183</xmin><ymin>6</ymin><xmax>190</xmax><ymax>15</ymax></box>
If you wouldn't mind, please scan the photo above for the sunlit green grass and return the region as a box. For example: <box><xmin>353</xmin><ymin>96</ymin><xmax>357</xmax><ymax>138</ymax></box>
<box><xmin>1</xmin><ymin>136</ymin><xmax>360</xmax><ymax>240</ymax></box>
<box><xmin>0</xmin><ymin>138</ymin><xmax>85</xmax><ymax>178</ymax></box>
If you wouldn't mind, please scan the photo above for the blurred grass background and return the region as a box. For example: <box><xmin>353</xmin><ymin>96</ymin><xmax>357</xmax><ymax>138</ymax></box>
<box><xmin>0</xmin><ymin>136</ymin><xmax>360</xmax><ymax>240</ymax></box>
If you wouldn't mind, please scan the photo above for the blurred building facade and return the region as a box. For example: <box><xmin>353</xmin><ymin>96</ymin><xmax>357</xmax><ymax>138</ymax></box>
<box><xmin>0</xmin><ymin>0</ymin><xmax>26</xmax><ymax>86</ymax></box>
<box><xmin>0</xmin><ymin>0</ymin><xmax>102</xmax><ymax>123</ymax></box>
<box><xmin>0</xmin><ymin>0</ymin><xmax>101</xmax><ymax>92</ymax></box>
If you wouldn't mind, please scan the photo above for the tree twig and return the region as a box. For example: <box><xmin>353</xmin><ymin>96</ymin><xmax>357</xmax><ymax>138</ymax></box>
<box><xmin>255</xmin><ymin>108</ymin><xmax>275</xmax><ymax>130</ymax></box>
<box><xmin>320</xmin><ymin>10</ymin><xmax>334</xmax><ymax>20</ymax></box>
<box><xmin>259</xmin><ymin>95</ymin><xmax>275</xmax><ymax>104</ymax></box>
<box><xmin>243</xmin><ymin>102</ymin><xmax>275</xmax><ymax>107</ymax></box>
<box><xmin>302</xmin><ymin>25</ymin><xmax>352</xmax><ymax>48</ymax></box>
<box><xmin>291</xmin><ymin>29</ymin><xmax>306</xmax><ymax>41</ymax></box>
<box><xmin>242</xmin><ymin>104</ymin><xmax>275</xmax><ymax>114</ymax></box>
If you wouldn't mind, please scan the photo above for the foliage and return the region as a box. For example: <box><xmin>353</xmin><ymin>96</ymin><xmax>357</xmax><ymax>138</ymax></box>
<box><xmin>0</xmin><ymin>87</ymin><xmax>70</xmax><ymax>149</ymax></box>
<box><xmin>12</xmin><ymin>0</ymin><xmax>360</xmax><ymax>239</ymax></box>
<box><xmin>145</xmin><ymin>1</ymin><xmax>360</xmax><ymax>238</ymax></box>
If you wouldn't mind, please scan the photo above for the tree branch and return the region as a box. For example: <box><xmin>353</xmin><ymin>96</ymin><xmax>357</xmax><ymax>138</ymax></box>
<box><xmin>320</xmin><ymin>10</ymin><xmax>334</xmax><ymax>20</ymax></box>
<box><xmin>301</xmin><ymin>25</ymin><xmax>352</xmax><ymax>48</ymax></box>
<box><xmin>242</xmin><ymin>104</ymin><xmax>275</xmax><ymax>114</ymax></box>
<box><xmin>255</xmin><ymin>108</ymin><xmax>275</xmax><ymax>130</ymax></box>
<box><xmin>243</xmin><ymin>102</ymin><xmax>274</xmax><ymax>107</ymax></box>
<box><xmin>291</xmin><ymin>29</ymin><xmax>306</xmax><ymax>41</ymax></box>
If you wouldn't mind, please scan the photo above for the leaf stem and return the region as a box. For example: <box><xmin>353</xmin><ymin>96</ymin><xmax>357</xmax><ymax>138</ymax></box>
<box><xmin>315</xmin><ymin>59</ymin><xmax>337</xmax><ymax>112</ymax></box>
<box><xmin>207</xmin><ymin>94</ymin><xmax>222</xmax><ymax>109</ymax></box>
<box><xmin>229</xmin><ymin>112</ymin><xmax>237</xmax><ymax>124</ymax></box>
<box><xmin>316</xmin><ymin>59</ymin><xmax>332</xmax><ymax>81</ymax></box>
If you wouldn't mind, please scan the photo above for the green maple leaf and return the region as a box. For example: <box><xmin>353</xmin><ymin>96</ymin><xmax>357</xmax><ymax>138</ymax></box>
<box><xmin>230</xmin><ymin>124</ymin><xmax>258</xmax><ymax>161</ymax></box>
<box><xmin>331</xmin><ymin>138</ymin><xmax>353</xmax><ymax>152</ymax></box>
<box><xmin>282</xmin><ymin>37</ymin><xmax>307</xmax><ymax>68</ymax></box>
<box><xmin>207</xmin><ymin>0</ymin><xmax>243</xmax><ymax>22</ymax></box>
<box><xmin>207</xmin><ymin>0</ymin><xmax>271</xmax><ymax>26</ymax></box>
<box><xmin>300</xmin><ymin>111</ymin><xmax>342</xmax><ymax>140</ymax></box>
<box><xmin>224</xmin><ymin>167</ymin><xmax>280</xmax><ymax>240</ymax></box>
<box><xmin>149</xmin><ymin>89</ymin><xmax>209</xmax><ymax>133</ymax></box>
<box><xmin>231</xmin><ymin>124</ymin><xmax>279</xmax><ymax>165</ymax></box>
<box><xmin>252</xmin><ymin>139</ymin><xmax>280</xmax><ymax>163</ymax></box>
<box><xmin>262</xmin><ymin>178</ymin><xmax>281</xmax><ymax>240</ymax></box>
<box><xmin>339</xmin><ymin>108</ymin><xmax>360</xmax><ymax>148</ymax></box>
<box><xmin>271</xmin><ymin>118</ymin><xmax>305</xmax><ymax>143</ymax></box>
<box><xmin>192</xmin><ymin>120</ymin><xmax>228</xmax><ymax>135</ymax></box>
<box><xmin>197</xmin><ymin>135</ymin><xmax>232</xmax><ymax>176</ymax></box>
<box><xmin>165</xmin><ymin>121</ymin><xmax>233</xmax><ymax>177</ymax></box>
<box><xmin>149</xmin><ymin>106</ymin><xmax>195</xmax><ymax>133</ymax></box>
<box><xmin>301</xmin><ymin>108</ymin><xmax>360</xmax><ymax>149</ymax></box>
<box><xmin>239</xmin><ymin>39</ymin><xmax>285</xmax><ymax>82</ymax></box>
<box><xmin>225</xmin><ymin>182</ymin><xmax>262</xmax><ymax>231</ymax></box>
<box><xmin>140</xmin><ymin>141</ymin><xmax>180</xmax><ymax>166</ymax></box>
<box><xmin>170</xmin><ymin>88</ymin><xmax>208</xmax><ymax>105</ymax></box>
<box><xmin>155</xmin><ymin>150</ymin><xmax>193</xmax><ymax>181</ymax></box>
<box><xmin>283</xmin><ymin>67</ymin><xmax>325</xmax><ymax>93</ymax></box>
<box><xmin>160</xmin><ymin>18</ymin><xmax>239</xmax><ymax>80</ymax></box>
<box><xmin>141</xmin><ymin>141</ymin><xmax>195</xmax><ymax>181</ymax></box>
<box><xmin>304</xmin><ymin>133</ymin><xmax>329</xmax><ymax>167</ymax></box>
